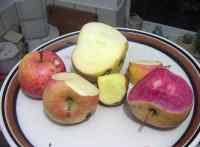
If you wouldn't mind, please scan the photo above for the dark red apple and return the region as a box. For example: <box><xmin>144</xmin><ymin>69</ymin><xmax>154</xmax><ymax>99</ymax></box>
<box><xmin>18</xmin><ymin>50</ymin><xmax>66</xmax><ymax>99</ymax></box>
<box><xmin>127</xmin><ymin>67</ymin><xmax>193</xmax><ymax>129</ymax></box>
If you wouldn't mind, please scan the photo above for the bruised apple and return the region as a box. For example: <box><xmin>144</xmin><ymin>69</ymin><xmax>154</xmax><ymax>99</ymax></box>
<box><xmin>43</xmin><ymin>73</ymin><xmax>99</xmax><ymax>125</ymax></box>
<box><xmin>127</xmin><ymin>60</ymin><xmax>162</xmax><ymax>84</ymax></box>
<box><xmin>127</xmin><ymin>68</ymin><xmax>193</xmax><ymax>129</ymax></box>
<box><xmin>18</xmin><ymin>51</ymin><xmax>66</xmax><ymax>99</ymax></box>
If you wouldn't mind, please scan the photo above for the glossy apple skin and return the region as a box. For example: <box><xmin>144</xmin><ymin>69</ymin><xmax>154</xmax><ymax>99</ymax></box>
<box><xmin>127</xmin><ymin>68</ymin><xmax>193</xmax><ymax>129</ymax></box>
<box><xmin>18</xmin><ymin>51</ymin><xmax>66</xmax><ymax>99</ymax></box>
<box><xmin>43</xmin><ymin>79</ymin><xmax>99</xmax><ymax>125</ymax></box>
<box><xmin>127</xmin><ymin>62</ymin><xmax>162</xmax><ymax>84</ymax></box>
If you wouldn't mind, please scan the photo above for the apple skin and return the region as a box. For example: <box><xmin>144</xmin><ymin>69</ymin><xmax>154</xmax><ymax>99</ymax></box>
<box><xmin>127</xmin><ymin>61</ymin><xmax>162</xmax><ymax>84</ymax></box>
<box><xmin>43</xmin><ymin>79</ymin><xmax>99</xmax><ymax>125</ymax></box>
<box><xmin>18</xmin><ymin>51</ymin><xmax>66</xmax><ymax>99</ymax></box>
<box><xmin>127</xmin><ymin>67</ymin><xmax>193</xmax><ymax>129</ymax></box>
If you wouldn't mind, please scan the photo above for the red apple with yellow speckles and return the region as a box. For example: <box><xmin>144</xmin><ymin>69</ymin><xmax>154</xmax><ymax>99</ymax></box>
<box><xmin>18</xmin><ymin>50</ymin><xmax>66</xmax><ymax>99</ymax></box>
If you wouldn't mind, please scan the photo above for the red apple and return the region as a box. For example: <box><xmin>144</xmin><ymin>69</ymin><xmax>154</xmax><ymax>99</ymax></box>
<box><xmin>127</xmin><ymin>60</ymin><xmax>162</xmax><ymax>84</ymax></box>
<box><xmin>43</xmin><ymin>73</ymin><xmax>99</xmax><ymax>125</ymax></box>
<box><xmin>18</xmin><ymin>50</ymin><xmax>66</xmax><ymax>99</ymax></box>
<box><xmin>127</xmin><ymin>67</ymin><xmax>193</xmax><ymax>129</ymax></box>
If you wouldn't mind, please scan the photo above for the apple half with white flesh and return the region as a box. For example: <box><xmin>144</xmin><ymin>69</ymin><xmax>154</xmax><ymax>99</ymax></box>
<box><xmin>127</xmin><ymin>60</ymin><xmax>162</xmax><ymax>85</ymax></box>
<box><xmin>43</xmin><ymin>73</ymin><xmax>99</xmax><ymax>125</ymax></box>
<box><xmin>72</xmin><ymin>22</ymin><xmax>128</xmax><ymax>81</ymax></box>
<box><xmin>127</xmin><ymin>67</ymin><xmax>193</xmax><ymax>129</ymax></box>
<box><xmin>97</xmin><ymin>73</ymin><xmax>128</xmax><ymax>106</ymax></box>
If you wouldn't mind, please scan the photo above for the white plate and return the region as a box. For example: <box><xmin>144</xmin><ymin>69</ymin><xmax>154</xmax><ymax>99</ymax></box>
<box><xmin>1</xmin><ymin>29</ymin><xmax>200</xmax><ymax>147</ymax></box>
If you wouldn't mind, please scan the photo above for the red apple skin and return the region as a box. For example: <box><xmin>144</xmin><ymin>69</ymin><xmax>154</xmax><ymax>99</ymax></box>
<box><xmin>127</xmin><ymin>67</ymin><xmax>193</xmax><ymax>129</ymax></box>
<box><xmin>18</xmin><ymin>51</ymin><xmax>66</xmax><ymax>99</ymax></box>
<box><xmin>43</xmin><ymin>79</ymin><xmax>99</xmax><ymax>125</ymax></box>
<box><xmin>127</xmin><ymin>62</ymin><xmax>162</xmax><ymax>84</ymax></box>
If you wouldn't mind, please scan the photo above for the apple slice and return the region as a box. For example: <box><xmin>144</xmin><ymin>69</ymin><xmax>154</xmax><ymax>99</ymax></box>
<box><xmin>127</xmin><ymin>60</ymin><xmax>162</xmax><ymax>84</ymax></box>
<box><xmin>72</xmin><ymin>22</ymin><xmax>128</xmax><ymax>81</ymax></box>
<box><xmin>97</xmin><ymin>73</ymin><xmax>128</xmax><ymax>106</ymax></box>
<box><xmin>127</xmin><ymin>68</ymin><xmax>193</xmax><ymax>129</ymax></box>
<box><xmin>43</xmin><ymin>73</ymin><xmax>99</xmax><ymax>125</ymax></box>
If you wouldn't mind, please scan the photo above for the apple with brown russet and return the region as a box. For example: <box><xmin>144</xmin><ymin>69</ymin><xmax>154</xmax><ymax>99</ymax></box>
<box><xmin>43</xmin><ymin>73</ymin><xmax>99</xmax><ymax>125</ymax></box>
<box><xmin>127</xmin><ymin>67</ymin><xmax>193</xmax><ymax>129</ymax></box>
<box><xmin>18</xmin><ymin>50</ymin><xmax>66</xmax><ymax>99</ymax></box>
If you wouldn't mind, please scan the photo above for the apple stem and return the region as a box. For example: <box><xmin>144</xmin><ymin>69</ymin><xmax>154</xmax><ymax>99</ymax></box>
<box><xmin>39</xmin><ymin>51</ymin><xmax>44</xmax><ymax>62</ymax></box>
<box><xmin>138</xmin><ymin>110</ymin><xmax>155</xmax><ymax>132</ymax></box>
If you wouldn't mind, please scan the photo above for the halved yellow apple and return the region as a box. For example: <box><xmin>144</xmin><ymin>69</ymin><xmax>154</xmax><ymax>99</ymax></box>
<box><xmin>72</xmin><ymin>22</ymin><xmax>128</xmax><ymax>81</ymax></box>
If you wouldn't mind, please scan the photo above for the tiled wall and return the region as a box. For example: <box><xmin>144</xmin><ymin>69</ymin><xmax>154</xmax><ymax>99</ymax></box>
<box><xmin>16</xmin><ymin>0</ymin><xmax>48</xmax><ymax>39</ymax></box>
<box><xmin>0</xmin><ymin>0</ymin><xmax>128</xmax><ymax>39</ymax></box>
<box><xmin>46</xmin><ymin>0</ymin><xmax>129</xmax><ymax>27</ymax></box>
<box><xmin>0</xmin><ymin>4</ymin><xmax>19</xmax><ymax>38</ymax></box>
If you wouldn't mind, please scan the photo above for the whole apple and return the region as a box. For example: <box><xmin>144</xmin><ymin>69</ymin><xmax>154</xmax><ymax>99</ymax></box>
<box><xmin>18</xmin><ymin>50</ymin><xmax>66</xmax><ymax>99</ymax></box>
<box><xmin>43</xmin><ymin>73</ymin><xmax>99</xmax><ymax>125</ymax></box>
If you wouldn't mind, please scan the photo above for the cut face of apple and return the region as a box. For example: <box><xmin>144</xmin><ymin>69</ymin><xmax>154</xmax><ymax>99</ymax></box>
<box><xmin>43</xmin><ymin>73</ymin><xmax>99</xmax><ymax>125</ymax></box>
<box><xmin>127</xmin><ymin>68</ymin><xmax>193</xmax><ymax>129</ymax></box>
<box><xmin>127</xmin><ymin>60</ymin><xmax>162</xmax><ymax>84</ymax></box>
<box><xmin>72</xmin><ymin>22</ymin><xmax>128</xmax><ymax>81</ymax></box>
<box><xmin>97</xmin><ymin>73</ymin><xmax>128</xmax><ymax>106</ymax></box>
<box><xmin>18</xmin><ymin>50</ymin><xmax>66</xmax><ymax>99</ymax></box>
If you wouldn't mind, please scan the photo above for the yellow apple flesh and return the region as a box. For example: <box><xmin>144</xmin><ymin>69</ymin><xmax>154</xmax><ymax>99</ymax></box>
<box><xmin>72</xmin><ymin>22</ymin><xmax>128</xmax><ymax>81</ymax></box>
<box><xmin>97</xmin><ymin>73</ymin><xmax>128</xmax><ymax>106</ymax></box>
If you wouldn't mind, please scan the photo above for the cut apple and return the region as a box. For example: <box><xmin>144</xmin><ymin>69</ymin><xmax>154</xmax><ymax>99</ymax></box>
<box><xmin>127</xmin><ymin>68</ymin><xmax>193</xmax><ymax>129</ymax></box>
<box><xmin>52</xmin><ymin>73</ymin><xmax>99</xmax><ymax>96</ymax></box>
<box><xmin>72</xmin><ymin>22</ymin><xmax>128</xmax><ymax>81</ymax></box>
<box><xmin>97</xmin><ymin>73</ymin><xmax>128</xmax><ymax>106</ymax></box>
<box><xmin>43</xmin><ymin>73</ymin><xmax>99</xmax><ymax>125</ymax></box>
<box><xmin>127</xmin><ymin>60</ymin><xmax>162</xmax><ymax>84</ymax></box>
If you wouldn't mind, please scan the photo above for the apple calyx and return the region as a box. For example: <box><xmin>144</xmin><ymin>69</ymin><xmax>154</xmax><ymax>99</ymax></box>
<box><xmin>64</xmin><ymin>97</ymin><xmax>77</xmax><ymax>111</ymax></box>
<box><xmin>138</xmin><ymin>109</ymin><xmax>157</xmax><ymax>132</ymax></box>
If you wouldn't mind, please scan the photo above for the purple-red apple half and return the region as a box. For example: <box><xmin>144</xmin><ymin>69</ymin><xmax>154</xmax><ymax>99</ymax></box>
<box><xmin>43</xmin><ymin>73</ymin><xmax>99</xmax><ymax>125</ymax></box>
<box><xmin>127</xmin><ymin>67</ymin><xmax>193</xmax><ymax>129</ymax></box>
<box><xmin>18</xmin><ymin>50</ymin><xmax>66</xmax><ymax>99</ymax></box>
